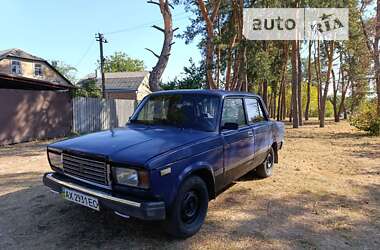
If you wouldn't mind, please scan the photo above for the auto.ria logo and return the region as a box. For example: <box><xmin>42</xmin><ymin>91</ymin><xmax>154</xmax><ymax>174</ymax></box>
<box><xmin>243</xmin><ymin>8</ymin><xmax>348</xmax><ymax>40</ymax></box>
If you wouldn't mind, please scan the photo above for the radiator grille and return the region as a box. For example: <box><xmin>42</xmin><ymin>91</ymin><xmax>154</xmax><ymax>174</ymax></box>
<box><xmin>62</xmin><ymin>154</ymin><xmax>109</xmax><ymax>187</ymax></box>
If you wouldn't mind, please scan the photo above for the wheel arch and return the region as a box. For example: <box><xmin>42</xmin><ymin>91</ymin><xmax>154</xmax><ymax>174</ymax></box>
<box><xmin>178</xmin><ymin>164</ymin><xmax>216</xmax><ymax>201</ymax></box>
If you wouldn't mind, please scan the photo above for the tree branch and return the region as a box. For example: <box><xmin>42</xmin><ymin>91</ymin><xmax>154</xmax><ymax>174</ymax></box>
<box><xmin>145</xmin><ymin>48</ymin><xmax>160</xmax><ymax>58</ymax></box>
<box><xmin>359</xmin><ymin>0</ymin><xmax>374</xmax><ymax>54</ymax></box>
<box><xmin>147</xmin><ymin>0</ymin><xmax>160</xmax><ymax>7</ymax></box>
<box><xmin>152</xmin><ymin>25</ymin><xmax>165</xmax><ymax>33</ymax></box>
<box><xmin>211</xmin><ymin>0</ymin><xmax>221</xmax><ymax>22</ymax></box>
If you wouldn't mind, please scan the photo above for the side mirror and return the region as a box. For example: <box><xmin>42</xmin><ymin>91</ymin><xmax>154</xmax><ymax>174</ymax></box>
<box><xmin>222</xmin><ymin>122</ymin><xmax>239</xmax><ymax>130</ymax></box>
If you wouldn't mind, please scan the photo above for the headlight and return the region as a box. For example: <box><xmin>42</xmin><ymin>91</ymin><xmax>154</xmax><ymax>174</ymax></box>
<box><xmin>114</xmin><ymin>167</ymin><xmax>149</xmax><ymax>189</ymax></box>
<box><xmin>48</xmin><ymin>149</ymin><xmax>63</xmax><ymax>169</ymax></box>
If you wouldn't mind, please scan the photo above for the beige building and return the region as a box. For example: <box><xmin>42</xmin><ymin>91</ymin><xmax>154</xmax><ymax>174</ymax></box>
<box><xmin>95</xmin><ymin>71</ymin><xmax>152</xmax><ymax>101</ymax></box>
<box><xmin>0</xmin><ymin>48</ymin><xmax>72</xmax><ymax>88</ymax></box>
<box><xmin>0</xmin><ymin>48</ymin><xmax>73</xmax><ymax>145</ymax></box>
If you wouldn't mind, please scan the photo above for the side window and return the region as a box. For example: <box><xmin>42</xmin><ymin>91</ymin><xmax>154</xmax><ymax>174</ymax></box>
<box><xmin>221</xmin><ymin>98</ymin><xmax>246</xmax><ymax>127</ymax></box>
<box><xmin>245</xmin><ymin>98</ymin><xmax>265</xmax><ymax>124</ymax></box>
<box><xmin>11</xmin><ymin>60</ymin><xmax>22</xmax><ymax>74</ymax></box>
<box><xmin>34</xmin><ymin>63</ymin><xmax>43</xmax><ymax>77</ymax></box>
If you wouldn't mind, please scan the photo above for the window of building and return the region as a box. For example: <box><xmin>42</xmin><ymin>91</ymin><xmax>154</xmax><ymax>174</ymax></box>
<box><xmin>34</xmin><ymin>63</ymin><xmax>43</xmax><ymax>77</ymax></box>
<box><xmin>11</xmin><ymin>60</ymin><xmax>22</xmax><ymax>74</ymax></box>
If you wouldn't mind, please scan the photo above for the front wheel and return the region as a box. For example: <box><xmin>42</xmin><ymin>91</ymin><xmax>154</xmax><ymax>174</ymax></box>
<box><xmin>164</xmin><ymin>176</ymin><xmax>209</xmax><ymax>238</ymax></box>
<box><xmin>256</xmin><ymin>147</ymin><xmax>275</xmax><ymax>178</ymax></box>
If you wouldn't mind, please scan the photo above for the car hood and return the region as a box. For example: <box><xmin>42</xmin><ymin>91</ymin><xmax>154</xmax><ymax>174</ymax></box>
<box><xmin>49</xmin><ymin>125</ymin><xmax>213</xmax><ymax>166</ymax></box>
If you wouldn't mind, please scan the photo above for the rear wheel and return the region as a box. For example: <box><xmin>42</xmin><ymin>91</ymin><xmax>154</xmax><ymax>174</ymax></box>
<box><xmin>256</xmin><ymin>147</ymin><xmax>275</xmax><ymax>178</ymax></box>
<box><xmin>164</xmin><ymin>176</ymin><xmax>208</xmax><ymax>238</ymax></box>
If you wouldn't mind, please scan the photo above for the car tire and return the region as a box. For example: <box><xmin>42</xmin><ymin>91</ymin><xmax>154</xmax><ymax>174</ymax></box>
<box><xmin>164</xmin><ymin>176</ymin><xmax>209</xmax><ymax>238</ymax></box>
<box><xmin>256</xmin><ymin>147</ymin><xmax>275</xmax><ymax>178</ymax></box>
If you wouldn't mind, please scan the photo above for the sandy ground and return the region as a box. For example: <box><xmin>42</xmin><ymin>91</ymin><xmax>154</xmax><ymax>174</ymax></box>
<box><xmin>0</xmin><ymin>120</ymin><xmax>379</xmax><ymax>250</ymax></box>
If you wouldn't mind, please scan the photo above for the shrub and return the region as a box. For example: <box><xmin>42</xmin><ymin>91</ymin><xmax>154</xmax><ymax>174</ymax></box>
<box><xmin>350</xmin><ymin>101</ymin><xmax>380</xmax><ymax>136</ymax></box>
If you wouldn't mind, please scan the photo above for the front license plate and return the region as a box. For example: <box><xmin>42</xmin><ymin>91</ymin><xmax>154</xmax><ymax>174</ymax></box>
<box><xmin>62</xmin><ymin>188</ymin><xmax>100</xmax><ymax>211</ymax></box>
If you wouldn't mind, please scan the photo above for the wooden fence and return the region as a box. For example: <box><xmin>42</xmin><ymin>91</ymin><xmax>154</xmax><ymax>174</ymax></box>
<box><xmin>73</xmin><ymin>97</ymin><xmax>136</xmax><ymax>134</ymax></box>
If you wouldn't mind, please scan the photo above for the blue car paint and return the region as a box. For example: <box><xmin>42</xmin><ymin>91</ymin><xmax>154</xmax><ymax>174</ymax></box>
<box><xmin>47</xmin><ymin>90</ymin><xmax>285</xmax><ymax>212</ymax></box>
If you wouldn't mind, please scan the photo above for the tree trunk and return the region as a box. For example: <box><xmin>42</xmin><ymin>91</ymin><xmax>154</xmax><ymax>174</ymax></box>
<box><xmin>205</xmin><ymin>37</ymin><xmax>216</xmax><ymax>89</ymax></box>
<box><xmin>360</xmin><ymin>0</ymin><xmax>380</xmax><ymax>114</ymax></box>
<box><xmin>320</xmin><ymin>41</ymin><xmax>335</xmax><ymax>128</ymax></box>
<box><xmin>239</xmin><ymin>44</ymin><xmax>248</xmax><ymax>91</ymax></box>
<box><xmin>225</xmin><ymin>32</ymin><xmax>237</xmax><ymax>90</ymax></box>
<box><xmin>271</xmin><ymin>80</ymin><xmax>277</xmax><ymax>118</ymax></box>
<box><xmin>196</xmin><ymin>0</ymin><xmax>221</xmax><ymax>89</ymax></box>
<box><xmin>291</xmin><ymin>40</ymin><xmax>299</xmax><ymax>128</ymax></box>
<box><xmin>147</xmin><ymin>0</ymin><xmax>174</xmax><ymax>91</ymax></box>
<box><xmin>305</xmin><ymin>40</ymin><xmax>312</xmax><ymax>120</ymax></box>
<box><xmin>297</xmin><ymin>41</ymin><xmax>303</xmax><ymax>126</ymax></box>
<box><xmin>331</xmin><ymin>69</ymin><xmax>339</xmax><ymax>122</ymax></box>
<box><xmin>279</xmin><ymin>42</ymin><xmax>289</xmax><ymax>121</ymax></box>
<box><xmin>263</xmin><ymin>79</ymin><xmax>268</xmax><ymax>106</ymax></box>
<box><xmin>314</xmin><ymin>40</ymin><xmax>322</xmax><ymax>121</ymax></box>
<box><xmin>376</xmin><ymin>0</ymin><xmax>380</xmax><ymax>115</ymax></box>
<box><xmin>281</xmin><ymin>82</ymin><xmax>286</xmax><ymax>120</ymax></box>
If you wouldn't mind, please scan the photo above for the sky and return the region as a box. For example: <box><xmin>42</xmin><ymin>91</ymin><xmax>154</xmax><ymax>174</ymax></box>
<box><xmin>0</xmin><ymin>0</ymin><xmax>201</xmax><ymax>82</ymax></box>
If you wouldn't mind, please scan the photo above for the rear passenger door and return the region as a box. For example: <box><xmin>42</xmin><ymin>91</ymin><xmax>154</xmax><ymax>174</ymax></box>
<box><xmin>244</xmin><ymin>98</ymin><xmax>271</xmax><ymax>167</ymax></box>
<box><xmin>221</xmin><ymin>98</ymin><xmax>255</xmax><ymax>184</ymax></box>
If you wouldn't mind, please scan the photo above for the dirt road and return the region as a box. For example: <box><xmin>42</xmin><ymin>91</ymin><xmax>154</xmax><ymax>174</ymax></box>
<box><xmin>0</xmin><ymin>120</ymin><xmax>379</xmax><ymax>249</ymax></box>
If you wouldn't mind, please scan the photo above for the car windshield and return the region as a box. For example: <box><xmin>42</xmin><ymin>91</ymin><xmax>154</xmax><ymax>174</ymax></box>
<box><xmin>130</xmin><ymin>94</ymin><xmax>220</xmax><ymax>132</ymax></box>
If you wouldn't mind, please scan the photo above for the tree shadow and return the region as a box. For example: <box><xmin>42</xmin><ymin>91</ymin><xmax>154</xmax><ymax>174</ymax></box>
<box><xmin>206</xmin><ymin>184</ymin><xmax>380</xmax><ymax>249</ymax></box>
<box><xmin>1</xmin><ymin>174</ymin><xmax>379</xmax><ymax>249</ymax></box>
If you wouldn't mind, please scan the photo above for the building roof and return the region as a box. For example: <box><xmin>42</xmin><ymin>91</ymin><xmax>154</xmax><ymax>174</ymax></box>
<box><xmin>0</xmin><ymin>48</ymin><xmax>73</xmax><ymax>88</ymax></box>
<box><xmin>97</xmin><ymin>71</ymin><xmax>150</xmax><ymax>91</ymax></box>
<box><xmin>0</xmin><ymin>48</ymin><xmax>45</xmax><ymax>61</ymax></box>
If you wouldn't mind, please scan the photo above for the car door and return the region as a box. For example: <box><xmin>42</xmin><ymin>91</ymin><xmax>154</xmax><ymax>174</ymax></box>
<box><xmin>221</xmin><ymin>97</ymin><xmax>255</xmax><ymax>184</ymax></box>
<box><xmin>245</xmin><ymin>97</ymin><xmax>271</xmax><ymax>167</ymax></box>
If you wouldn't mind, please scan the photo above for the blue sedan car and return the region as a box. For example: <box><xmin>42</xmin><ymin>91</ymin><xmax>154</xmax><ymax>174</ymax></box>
<box><xmin>43</xmin><ymin>90</ymin><xmax>285</xmax><ymax>238</ymax></box>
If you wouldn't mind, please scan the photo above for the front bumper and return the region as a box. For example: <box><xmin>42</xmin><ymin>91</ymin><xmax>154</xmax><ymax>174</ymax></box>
<box><xmin>43</xmin><ymin>172</ymin><xmax>166</xmax><ymax>220</ymax></box>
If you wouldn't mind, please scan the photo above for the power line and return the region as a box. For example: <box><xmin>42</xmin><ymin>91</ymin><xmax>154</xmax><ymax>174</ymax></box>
<box><xmin>75</xmin><ymin>12</ymin><xmax>191</xmax><ymax>76</ymax></box>
<box><xmin>104</xmin><ymin>11</ymin><xmax>189</xmax><ymax>35</ymax></box>
<box><xmin>75</xmin><ymin>40</ymin><xmax>95</xmax><ymax>68</ymax></box>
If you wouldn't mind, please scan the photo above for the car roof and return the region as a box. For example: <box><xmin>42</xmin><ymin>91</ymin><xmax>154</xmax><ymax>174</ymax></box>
<box><xmin>151</xmin><ymin>89</ymin><xmax>258</xmax><ymax>98</ymax></box>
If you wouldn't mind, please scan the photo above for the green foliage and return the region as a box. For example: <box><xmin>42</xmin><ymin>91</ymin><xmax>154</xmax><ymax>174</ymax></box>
<box><xmin>73</xmin><ymin>79</ymin><xmax>101</xmax><ymax>98</ymax></box>
<box><xmin>102</xmin><ymin>52</ymin><xmax>145</xmax><ymax>73</ymax></box>
<box><xmin>350</xmin><ymin>101</ymin><xmax>380</xmax><ymax>136</ymax></box>
<box><xmin>51</xmin><ymin>61</ymin><xmax>77</xmax><ymax>83</ymax></box>
<box><xmin>161</xmin><ymin>58</ymin><xmax>206</xmax><ymax>90</ymax></box>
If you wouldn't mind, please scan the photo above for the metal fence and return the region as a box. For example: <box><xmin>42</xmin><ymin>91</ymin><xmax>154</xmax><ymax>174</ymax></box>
<box><xmin>73</xmin><ymin>97</ymin><xmax>136</xmax><ymax>134</ymax></box>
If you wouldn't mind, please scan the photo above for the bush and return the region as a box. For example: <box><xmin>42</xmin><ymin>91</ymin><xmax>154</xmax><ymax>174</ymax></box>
<box><xmin>350</xmin><ymin>101</ymin><xmax>380</xmax><ymax>136</ymax></box>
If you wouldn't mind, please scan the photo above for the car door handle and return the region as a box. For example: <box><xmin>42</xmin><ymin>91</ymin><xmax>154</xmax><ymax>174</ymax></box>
<box><xmin>247</xmin><ymin>131</ymin><xmax>254</xmax><ymax>137</ymax></box>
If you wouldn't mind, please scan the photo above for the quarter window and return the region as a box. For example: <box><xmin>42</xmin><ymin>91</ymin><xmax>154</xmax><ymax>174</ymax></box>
<box><xmin>34</xmin><ymin>63</ymin><xmax>43</xmax><ymax>77</ymax></box>
<box><xmin>11</xmin><ymin>60</ymin><xmax>21</xmax><ymax>74</ymax></box>
<box><xmin>245</xmin><ymin>98</ymin><xmax>265</xmax><ymax>124</ymax></box>
<box><xmin>221</xmin><ymin>98</ymin><xmax>246</xmax><ymax>127</ymax></box>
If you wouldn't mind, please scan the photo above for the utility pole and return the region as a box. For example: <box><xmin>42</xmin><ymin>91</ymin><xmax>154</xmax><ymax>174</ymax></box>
<box><xmin>95</xmin><ymin>33</ymin><xmax>108</xmax><ymax>98</ymax></box>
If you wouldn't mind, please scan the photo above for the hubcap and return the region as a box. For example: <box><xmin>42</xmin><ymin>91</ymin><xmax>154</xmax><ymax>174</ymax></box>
<box><xmin>181</xmin><ymin>190</ymin><xmax>199</xmax><ymax>224</ymax></box>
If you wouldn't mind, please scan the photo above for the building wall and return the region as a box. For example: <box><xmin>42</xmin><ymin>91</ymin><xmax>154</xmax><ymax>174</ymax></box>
<box><xmin>0</xmin><ymin>58</ymin><xmax>68</xmax><ymax>85</ymax></box>
<box><xmin>0</xmin><ymin>89</ymin><xmax>72</xmax><ymax>145</ymax></box>
<box><xmin>106</xmin><ymin>91</ymin><xmax>137</xmax><ymax>100</ymax></box>
<box><xmin>136</xmin><ymin>76</ymin><xmax>152</xmax><ymax>101</ymax></box>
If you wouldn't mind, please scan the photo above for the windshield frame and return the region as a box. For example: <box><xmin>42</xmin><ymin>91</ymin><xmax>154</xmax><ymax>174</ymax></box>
<box><xmin>129</xmin><ymin>93</ymin><xmax>222</xmax><ymax>132</ymax></box>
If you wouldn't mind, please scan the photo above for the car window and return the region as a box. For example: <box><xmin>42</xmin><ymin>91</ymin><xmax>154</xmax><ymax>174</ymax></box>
<box><xmin>132</xmin><ymin>94</ymin><xmax>220</xmax><ymax>132</ymax></box>
<box><xmin>245</xmin><ymin>98</ymin><xmax>265</xmax><ymax>124</ymax></box>
<box><xmin>221</xmin><ymin>98</ymin><xmax>246</xmax><ymax>127</ymax></box>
